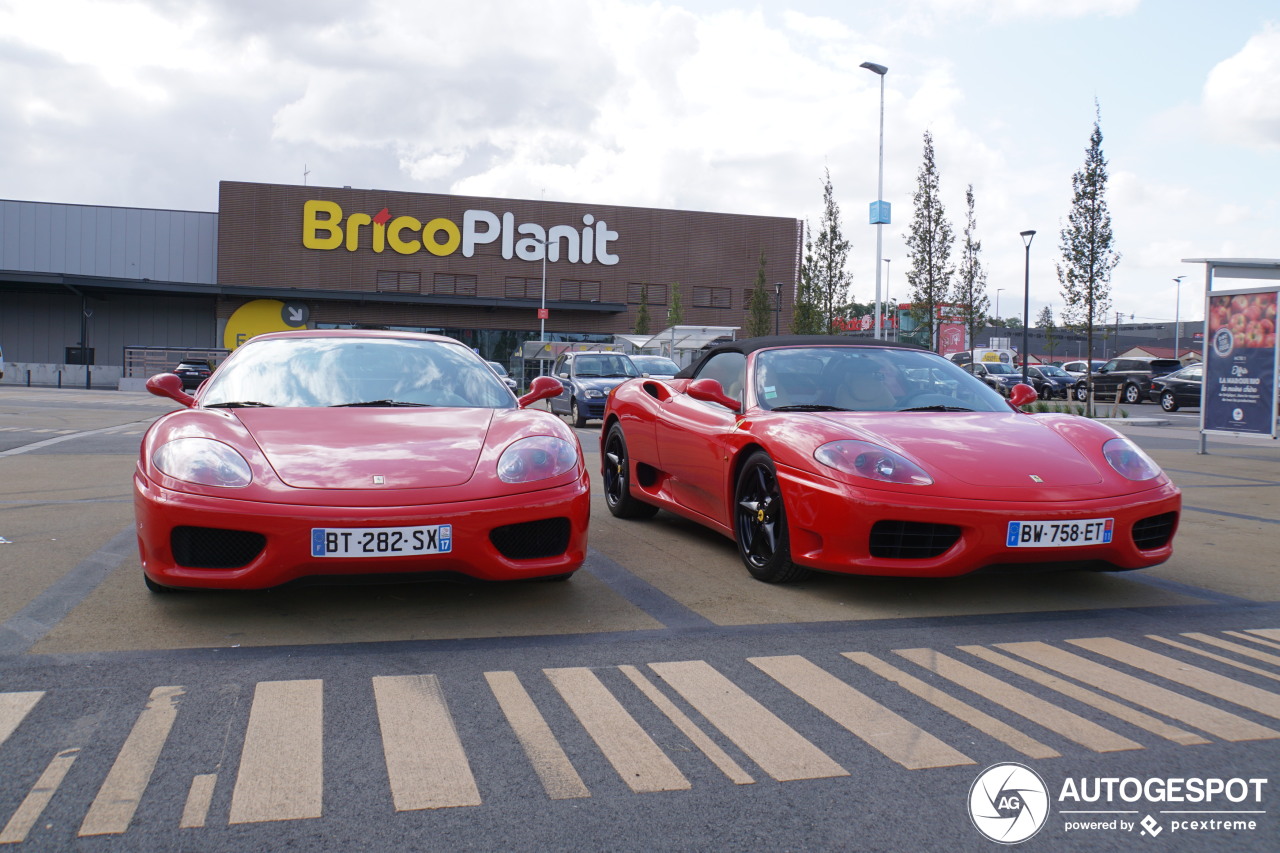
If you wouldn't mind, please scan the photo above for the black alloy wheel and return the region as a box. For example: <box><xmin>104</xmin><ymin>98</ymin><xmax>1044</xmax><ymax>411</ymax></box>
<box><xmin>602</xmin><ymin>423</ymin><xmax>658</xmax><ymax>519</ymax></box>
<box><xmin>733</xmin><ymin>451</ymin><xmax>810</xmax><ymax>583</ymax></box>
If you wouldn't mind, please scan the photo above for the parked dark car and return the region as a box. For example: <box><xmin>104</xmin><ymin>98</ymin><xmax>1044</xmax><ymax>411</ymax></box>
<box><xmin>962</xmin><ymin>361</ymin><xmax>1023</xmax><ymax>396</ymax></box>
<box><xmin>1026</xmin><ymin>364</ymin><xmax>1074</xmax><ymax>400</ymax></box>
<box><xmin>1149</xmin><ymin>363</ymin><xmax>1203</xmax><ymax>412</ymax></box>
<box><xmin>1072</xmin><ymin>357</ymin><xmax>1183</xmax><ymax>405</ymax></box>
<box><xmin>549</xmin><ymin>351</ymin><xmax>639</xmax><ymax>427</ymax></box>
<box><xmin>173</xmin><ymin>359</ymin><xmax>213</xmax><ymax>389</ymax></box>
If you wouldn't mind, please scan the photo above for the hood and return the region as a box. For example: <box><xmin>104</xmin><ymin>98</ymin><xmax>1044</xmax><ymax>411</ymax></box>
<box><xmin>234</xmin><ymin>407</ymin><xmax>493</xmax><ymax>489</ymax></box>
<box><xmin>575</xmin><ymin>376</ymin><xmax>634</xmax><ymax>392</ymax></box>
<box><xmin>819</xmin><ymin>412</ymin><xmax>1104</xmax><ymax>488</ymax></box>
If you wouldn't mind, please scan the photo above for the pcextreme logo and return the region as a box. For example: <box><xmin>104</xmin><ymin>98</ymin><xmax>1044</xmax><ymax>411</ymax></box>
<box><xmin>301</xmin><ymin>200</ymin><xmax>620</xmax><ymax>266</ymax></box>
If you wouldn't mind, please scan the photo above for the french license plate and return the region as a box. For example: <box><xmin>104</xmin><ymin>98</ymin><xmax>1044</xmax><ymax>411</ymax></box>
<box><xmin>311</xmin><ymin>525</ymin><xmax>452</xmax><ymax>558</ymax></box>
<box><xmin>1006</xmin><ymin>518</ymin><xmax>1113</xmax><ymax>548</ymax></box>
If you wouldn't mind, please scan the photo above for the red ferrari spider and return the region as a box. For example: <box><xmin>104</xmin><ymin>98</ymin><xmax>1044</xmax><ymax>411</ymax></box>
<box><xmin>601</xmin><ymin>336</ymin><xmax>1181</xmax><ymax>583</ymax></box>
<box><xmin>135</xmin><ymin>330</ymin><xmax>589</xmax><ymax>591</ymax></box>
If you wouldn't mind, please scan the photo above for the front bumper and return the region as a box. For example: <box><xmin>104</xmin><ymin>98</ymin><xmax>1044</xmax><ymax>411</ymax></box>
<box><xmin>134</xmin><ymin>471</ymin><xmax>590</xmax><ymax>589</ymax></box>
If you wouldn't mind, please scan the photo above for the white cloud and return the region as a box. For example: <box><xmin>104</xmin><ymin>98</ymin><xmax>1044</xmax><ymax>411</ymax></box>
<box><xmin>1203</xmin><ymin>23</ymin><xmax>1280</xmax><ymax>150</ymax></box>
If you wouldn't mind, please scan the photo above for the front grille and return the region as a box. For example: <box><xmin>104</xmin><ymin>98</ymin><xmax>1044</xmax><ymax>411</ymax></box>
<box><xmin>1132</xmin><ymin>512</ymin><xmax>1177</xmax><ymax>550</ymax></box>
<box><xmin>490</xmin><ymin>518</ymin><xmax>572</xmax><ymax>560</ymax></box>
<box><xmin>171</xmin><ymin>526</ymin><xmax>266</xmax><ymax>569</ymax></box>
<box><xmin>869</xmin><ymin>521</ymin><xmax>962</xmax><ymax>559</ymax></box>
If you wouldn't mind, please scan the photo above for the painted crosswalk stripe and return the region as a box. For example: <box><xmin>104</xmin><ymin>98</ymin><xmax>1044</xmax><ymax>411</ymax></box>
<box><xmin>959</xmin><ymin>645</ymin><xmax>1209</xmax><ymax>746</ymax></box>
<box><xmin>997</xmin><ymin>641</ymin><xmax>1278</xmax><ymax>742</ymax></box>
<box><xmin>1067</xmin><ymin>637</ymin><xmax>1280</xmax><ymax>720</ymax></box>
<box><xmin>545</xmin><ymin>667</ymin><xmax>690</xmax><ymax>793</ymax></box>
<box><xmin>1147</xmin><ymin>636</ymin><xmax>1280</xmax><ymax>684</ymax></box>
<box><xmin>647</xmin><ymin>660</ymin><xmax>847</xmax><ymax>782</ymax></box>
<box><xmin>180</xmin><ymin>774</ymin><xmax>218</xmax><ymax>829</ymax></box>
<box><xmin>485</xmin><ymin>671</ymin><xmax>590</xmax><ymax>800</ymax></box>
<box><xmin>1234</xmin><ymin>630</ymin><xmax>1280</xmax><ymax>651</ymax></box>
<box><xmin>843</xmin><ymin>652</ymin><xmax>1060</xmax><ymax>760</ymax></box>
<box><xmin>79</xmin><ymin>686</ymin><xmax>184</xmax><ymax>836</ymax></box>
<box><xmin>0</xmin><ymin>748</ymin><xmax>79</xmax><ymax>844</ymax></box>
<box><xmin>895</xmin><ymin>648</ymin><xmax>1141</xmax><ymax>753</ymax></box>
<box><xmin>0</xmin><ymin>692</ymin><xmax>42</xmax><ymax>748</ymax></box>
<box><xmin>619</xmin><ymin>665</ymin><xmax>755</xmax><ymax>784</ymax></box>
<box><xmin>1182</xmin><ymin>632</ymin><xmax>1280</xmax><ymax>668</ymax></box>
<box><xmin>229</xmin><ymin>680</ymin><xmax>324</xmax><ymax>824</ymax></box>
<box><xmin>373</xmin><ymin>675</ymin><xmax>481</xmax><ymax>810</ymax></box>
<box><xmin>750</xmin><ymin>654</ymin><xmax>972</xmax><ymax>770</ymax></box>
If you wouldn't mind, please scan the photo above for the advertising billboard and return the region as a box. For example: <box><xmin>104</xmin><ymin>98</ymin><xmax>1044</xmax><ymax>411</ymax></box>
<box><xmin>1202</xmin><ymin>288</ymin><xmax>1278</xmax><ymax>438</ymax></box>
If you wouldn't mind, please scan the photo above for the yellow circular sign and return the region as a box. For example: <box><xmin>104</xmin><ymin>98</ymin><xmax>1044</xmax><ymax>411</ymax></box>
<box><xmin>223</xmin><ymin>299</ymin><xmax>307</xmax><ymax>350</ymax></box>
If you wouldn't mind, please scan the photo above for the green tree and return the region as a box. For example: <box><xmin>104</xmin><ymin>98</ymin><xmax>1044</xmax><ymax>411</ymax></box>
<box><xmin>745</xmin><ymin>249</ymin><xmax>774</xmax><ymax>338</ymax></box>
<box><xmin>1057</xmin><ymin>103</ymin><xmax>1120</xmax><ymax>415</ymax></box>
<box><xmin>1036</xmin><ymin>305</ymin><xmax>1058</xmax><ymax>361</ymax></box>
<box><xmin>791</xmin><ymin>222</ymin><xmax>824</xmax><ymax>334</ymax></box>
<box><xmin>633</xmin><ymin>285</ymin><xmax>651</xmax><ymax>335</ymax></box>
<box><xmin>800</xmin><ymin>169</ymin><xmax>852</xmax><ymax>333</ymax></box>
<box><xmin>904</xmin><ymin>131</ymin><xmax>955</xmax><ymax>351</ymax></box>
<box><xmin>667</xmin><ymin>281</ymin><xmax>683</xmax><ymax>327</ymax></box>
<box><xmin>952</xmin><ymin>185</ymin><xmax>989</xmax><ymax>360</ymax></box>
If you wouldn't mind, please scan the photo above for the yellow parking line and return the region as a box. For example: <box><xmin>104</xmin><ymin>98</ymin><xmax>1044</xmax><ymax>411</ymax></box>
<box><xmin>79</xmin><ymin>686</ymin><xmax>184</xmax><ymax>836</ymax></box>
<box><xmin>0</xmin><ymin>748</ymin><xmax>79</xmax><ymax>844</ymax></box>
<box><xmin>619</xmin><ymin>665</ymin><xmax>755</xmax><ymax>784</ymax></box>
<box><xmin>959</xmin><ymin>645</ymin><xmax>1208</xmax><ymax>746</ymax></box>
<box><xmin>373</xmin><ymin>675</ymin><xmax>481</xmax><ymax>810</ymax></box>
<box><xmin>1148</xmin><ymin>636</ymin><xmax>1280</xmax><ymax>684</ymax></box>
<box><xmin>1182</xmin><ymin>633</ymin><xmax>1280</xmax><ymax>668</ymax></box>
<box><xmin>895</xmin><ymin>648</ymin><xmax>1141</xmax><ymax>753</ymax></box>
<box><xmin>1068</xmin><ymin>638</ymin><xmax>1280</xmax><ymax>720</ymax></box>
<box><xmin>997</xmin><ymin>641</ymin><xmax>1278</xmax><ymax>742</ymax></box>
<box><xmin>180</xmin><ymin>774</ymin><xmax>217</xmax><ymax>829</ymax></box>
<box><xmin>544</xmin><ymin>667</ymin><xmax>690</xmax><ymax>793</ymax></box>
<box><xmin>750</xmin><ymin>655</ymin><xmax>972</xmax><ymax>770</ymax></box>
<box><xmin>0</xmin><ymin>692</ymin><xmax>42</xmax><ymax>748</ymax></box>
<box><xmin>842</xmin><ymin>652</ymin><xmax>1059</xmax><ymax>760</ymax></box>
<box><xmin>229</xmin><ymin>680</ymin><xmax>324</xmax><ymax>824</ymax></box>
<box><xmin>484</xmin><ymin>671</ymin><xmax>590</xmax><ymax>800</ymax></box>
<box><xmin>648</xmin><ymin>660</ymin><xmax>847</xmax><ymax>782</ymax></box>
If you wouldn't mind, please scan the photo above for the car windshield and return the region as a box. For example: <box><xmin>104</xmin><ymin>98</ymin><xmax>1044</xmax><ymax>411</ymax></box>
<box><xmin>200</xmin><ymin>336</ymin><xmax>516</xmax><ymax>408</ymax></box>
<box><xmin>1038</xmin><ymin>365</ymin><xmax>1071</xmax><ymax>378</ymax></box>
<box><xmin>573</xmin><ymin>354</ymin><xmax>638</xmax><ymax>378</ymax></box>
<box><xmin>982</xmin><ymin>363</ymin><xmax>1019</xmax><ymax>374</ymax></box>
<box><xmin>633</xmin><ymin>356</ymin><xmax>680</xmax><ymax>374</ymax></box>
<box><xmin>753</xmin><ymin>346</ymin><xmax>1009</xmax><ymax>413</ymax></box>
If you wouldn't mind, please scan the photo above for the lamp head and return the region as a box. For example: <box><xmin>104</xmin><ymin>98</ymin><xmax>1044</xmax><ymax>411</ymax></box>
<box><xmin>860</xmin><ymin>62</ymin><xmax>888</xmax><ymax>75</ymax></box>
<box><xmin>1020</xmin><ymin>230</ymin><xmax>1036</xmax><ymax>248</ymax></box>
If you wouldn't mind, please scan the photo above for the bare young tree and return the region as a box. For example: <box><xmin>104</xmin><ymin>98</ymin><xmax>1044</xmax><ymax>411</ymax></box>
<box><xmin>952</xmin><ymin>185</ymin><xmax>989</xmax><ymax>360</ymax></box>
<box><xmin>800</xmin><ymin>169</ymin><xmax>852</xmax><ymax>333</ymax></box>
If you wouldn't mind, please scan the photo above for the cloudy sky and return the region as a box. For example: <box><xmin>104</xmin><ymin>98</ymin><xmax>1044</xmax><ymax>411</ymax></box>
<box><xmin>2</xmin><ymin>0</ymin><xmax>1277</xmax><ymax>326</ymax></box>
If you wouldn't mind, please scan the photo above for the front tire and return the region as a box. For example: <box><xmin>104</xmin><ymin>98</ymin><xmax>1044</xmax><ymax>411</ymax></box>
<box><xmin>1160</xmin><ymin>390</ymin><xmax>1179</xmax><ymax>412</ymax></box>
<box><xmin>602</xmin><ymin>423</ymin><xmax>659</xmax><ymax>519</ymax></box>
<box><xmin>733</xmin><ymin>452</ymin><xmax>810</xmax><ymax>583</ymax></box>
<box><xmin>1074</xmin><ymin>384</ymin><xmax>1088</xmax><ymax>402</ymax></box>
<box><xmin>144</xmin><ymin>573</ymin><xmax>174</xmax><ymax>594</ymax></box>
<box><xmin>1123</xmin><ymin>383</ymin><xmax>1143</xmax><ymax>405</ymax></box>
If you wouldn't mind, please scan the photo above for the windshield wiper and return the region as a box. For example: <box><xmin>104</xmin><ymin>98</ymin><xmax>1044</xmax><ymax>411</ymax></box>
<box><xmin>897</xmin><ymin>405</ymin><xmax>975</xmax><ymax>412</ymax></box>
<box><xmin>204</xmin><ymin>401</ymin><xmax>273</xmax><ymax>408</ymax></box>
<box><xmin>770</xmin><ymin>404</ymin><xmax>853</xmax><ymax>412</ymax></box>
<box><xmin>331</xmin><ymin>400</ymin><xmax>433</xmax><ymax>407</ymax></box>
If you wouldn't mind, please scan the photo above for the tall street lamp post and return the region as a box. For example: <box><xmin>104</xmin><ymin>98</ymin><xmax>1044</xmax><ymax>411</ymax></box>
<box><xmin>882</xmin><ymin>258</ymin><xmax>891</xmax><ymax>338</ymax></box>
<box><xmin>1020</xmin><ymin>230</ymin><xmax>1036</xmax><ymax>383</ymax></box>
<box><xmin>1172</xmin><ymin>275</ymin><xmax>1185</xmax><ymax>360</ymax></box>
<box><xmin>995</xmin><ymin>288</ymin><xmax>1004</xmax><ymax>326</ymax></box>
<box><xmin>861</xmin><ymin>61</ymin><xmax>888</xmax><ymax>340</ymax></box>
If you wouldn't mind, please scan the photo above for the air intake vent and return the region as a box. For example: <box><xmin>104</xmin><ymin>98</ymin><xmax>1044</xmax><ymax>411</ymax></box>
<box><xmin>171</xmin><ymin>526</ymin><xmax>266</xmax><ymax>569</ymax></box>
<box><xmin>1131</xmin><ymin>512</ymin><xmax>1177</xmax><ymax>550</ymax></box>
<box><xmin>490</xmin><ymin>518</ymin><xmax>572</xmax><ymax>560</ymax></box>
<box><xmin>869</xmin><ymin>520</ymin><xmax>962</xmax><ymax>559</ymax></box>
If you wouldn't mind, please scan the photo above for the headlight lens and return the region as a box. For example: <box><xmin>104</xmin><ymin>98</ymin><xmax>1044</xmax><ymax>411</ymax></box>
<box><xmin>585</xmin><ymin>388</ymin><xmax>604</xmax><ymax>398</ymax></box>
<box><xmin>153</xmin><ymin>438</ymin><xmax>252</xmax><ymax>487</ymax></box>
<box><xmin>814</xmin><ymin>440</ymin><xmax>933</xmax><ymax>486</ymax></box>
<box><xmin>497</xmin><ymin>436</ymin><xmax>578</xmax><ymax>484</ymax></box>
<box><xmin>1102</xmin><ymin>437</ymin><xmax>1162</xmax><ymax>481</ymax></box>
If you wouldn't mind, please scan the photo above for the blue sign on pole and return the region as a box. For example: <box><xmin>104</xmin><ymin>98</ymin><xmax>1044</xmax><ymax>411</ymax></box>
<box><xmin>869</xmin><ymin>201</ymin><xmax>891</xmax><ymax>225</ymax></box>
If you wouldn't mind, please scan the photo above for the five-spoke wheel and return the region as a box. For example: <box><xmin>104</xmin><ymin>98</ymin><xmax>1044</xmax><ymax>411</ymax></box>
<box><xmin>602</xmin><ymin>423</ymin><xmax>658</xmax><ymax>519</ymax></box>
<box><xmin>733</xmin><ymin>451</ymin><xmax>809</xmax><ymax>583</ymax></box>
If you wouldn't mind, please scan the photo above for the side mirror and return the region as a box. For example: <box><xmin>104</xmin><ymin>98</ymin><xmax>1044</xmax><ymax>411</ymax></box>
<box><xmin>519</xmin><ymin>376</ymin><xmax>563</xmax><ymax>408</ymax></box>
<box><xmin>146</xmin><ymin>373</ymin><xmax>196</xmax><ymax>408</ymax></box>
<box><xmin>687</xmin><ymin>378</ymin><xmax>740</xmax><ymax>411</ymax></box>
<box><xmin>1008</xmin><ymin>383</ymin><xmax>1038</xmax><ymax>409</ymax></box>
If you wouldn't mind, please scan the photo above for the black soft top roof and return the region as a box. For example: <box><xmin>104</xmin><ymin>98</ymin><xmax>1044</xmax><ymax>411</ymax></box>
<box><xmin>675</xmin><ymin>335</ymin><xmax>927</xmax><ymax>379</ymax></box>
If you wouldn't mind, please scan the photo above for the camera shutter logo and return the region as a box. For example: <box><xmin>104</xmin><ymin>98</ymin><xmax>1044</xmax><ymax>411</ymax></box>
<box><xmin>968</xmin><ymin>762</ymin><xmax>1049</xmax><ymax>844</ymax></box>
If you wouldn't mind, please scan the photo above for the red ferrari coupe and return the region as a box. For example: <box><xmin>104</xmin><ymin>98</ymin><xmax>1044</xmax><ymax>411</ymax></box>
<box><xmin>135</xmin><ymin>330</ymin><xmax>589</xmax><ymax>591</ymax></box>
<box><xmin>601</xmin><ymin>336</ymin><xmax>1180</xmax><ymax>583</ymax></box>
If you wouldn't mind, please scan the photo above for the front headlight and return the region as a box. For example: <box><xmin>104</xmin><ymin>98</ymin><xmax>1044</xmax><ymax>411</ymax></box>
<box><xmin>814</xmin><ymin>440</ymin><xmax>933</xmax><ymax>486</ymax></box>
<box><xmin>153</xmin><ymin>438</ymin><xmax>252</xmax><ymax>487</ymax></box>
<box><xmin>584</xmin><ymin>388</ymin><xmax>604</xmax><ymax>398</ymax></box>
<box><xmin>1102</xmin><ymin>437</ymin><xmax>1162</xmax><ymax>481</ymax></box>
<box><xmin>497</xmin><ymin>436</ymin><xmax>578</xmax><ymax>484</ymax></box>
